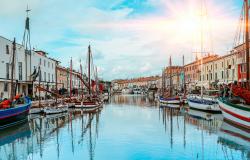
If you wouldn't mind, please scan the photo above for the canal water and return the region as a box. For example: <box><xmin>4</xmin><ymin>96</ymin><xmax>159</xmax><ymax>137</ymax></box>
<box><xmin>0</xmin><ymin>95</ymin><xmax>249</xmax><ymax>160</ymax></box>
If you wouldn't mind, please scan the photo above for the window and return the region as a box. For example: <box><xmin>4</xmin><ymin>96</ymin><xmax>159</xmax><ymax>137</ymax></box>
<box><xmin>215</xmin><ymin>72</ymin><xmax>217</xmax><ymax>80</ymax></box>
<box><xmin>6</xmin><ymin>63</ymin><xmax>9</xmax><ymax>79</ymax></box>
<box><xmin>44</xmin><ymin>72</ymin><xmax>46</xmax><ymax>81</ymax></box>
<box><xmin>207</xmin><ymin>74</ymin><xmax>208</xmax><ymax>80</ymax></box>
<box><xmin>4</xmin><ymin>82</ymin><xmax>8</xmax><ymax>92</ymax></box>
<box><xmin>39</xmin><ymin>58</ymin><xmax>42</xmax><ymax>65</ymax></box>
<box><xmin>52</xmin><ymin>63</ymin><xmax>53</xmax><ymax>69</ymax></box>
<box><xmin>232</xmin><ymin>59</ymin><xmax>234</xmax><ymax>65</ymax></box>
<box><xmin>18</xmin><ymin>62</ymin><xmax>22</xmax><ymax>80</ymax></box>
<box><xmin>222</xmin><ymin>62</ymin><xmax>224</xmax><ymax>67</ymax></box>
<box><xmin>222</xmin><ymin>71</ymin><xmax>224</xmax><ymax>79</ymax></box>
<box><xmin>232</xmin><ymin>69</ymin><xmax>235</xmax><ymax>78</ymax></box>
<box><xmin>210</xmin><ymin>73</ymin><xmax>212</xmax><ymax>80</ymax></box>
<box><xmin>39</xmin><ymin>70</ymin><xmax>42</xmax><ymax>81</ymax></box>
<box><xmin>6</xmin><ymin>45</ymin><xmax>9</xmax><ymax>54</ymax></box>
<box><xmin>48</xmin><ymin>73</ymin><xmax>50</xmax><ymax>82</ymax></box>
<box><xmin>48</xmin><ymin>62</ymin><xmax>50</xmax><ymax>68</ymax></box>
<box><xmin>52</xmin><ymin>74</ymin><xmax>54</xmax><ymax>82</ymax></box>
<box><xmin>215</xmin><ymin>64</ymin><xmax>217</xmax><ymax>70</ymax></box>
<box><xmin>44</xmin><ymin>60</ymin><xmax>46</xmax><ymax>67</ymax></box>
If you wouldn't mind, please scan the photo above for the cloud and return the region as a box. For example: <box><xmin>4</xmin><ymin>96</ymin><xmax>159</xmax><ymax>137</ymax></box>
<box><xmin>0</xmin><ymin>0</ymin><xmax>243</xmax><ymax>80</ymax></box>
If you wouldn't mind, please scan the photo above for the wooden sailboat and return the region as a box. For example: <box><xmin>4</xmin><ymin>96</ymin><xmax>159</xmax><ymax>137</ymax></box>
<box><xmin>43</xmin><ymin>63</ymin><xmax>68</xmax><ymax>115</ymax></box>
<box><xmin>0</xmin><ymin>39</ymin><xmax>32</xmax><ymax>129</ymax></box>
<box><xmin>74</xmin><ymin>45</ymin><xmax>101</xmax><ymax>111</ymax></box>
<box><xmin>159</xmin><ymin>56</ymin><xmax>182</xmax><ymax>105</ymax></box>
<box><xmin>218</xmin><ymin>0</ymin><xmax>250</xmax><ymax>130</ymax></box>
<box><xmin>187</xmin><ymin>0</ymin><xmax>220</xmax><ymax>112</ymax></box>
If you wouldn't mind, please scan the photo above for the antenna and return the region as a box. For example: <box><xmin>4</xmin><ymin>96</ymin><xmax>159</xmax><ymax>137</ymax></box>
<box><xmin>23</xmin><ymin>5</ymin><xmax>32</xmax><ymax>81</ymax></box>
<box><xmin>26</xmin><ymin>5</ymin><xmax>31</xmax><ymax>16</ymax></box>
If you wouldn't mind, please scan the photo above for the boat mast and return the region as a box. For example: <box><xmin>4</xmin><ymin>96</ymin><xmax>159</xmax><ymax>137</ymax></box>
<box><xmin>200</xmin><ymin>0</ymin><xmax>204</xmax><ymax>98</ymax></box>
<box><xmin>80</xmin><ymin>59</ymin><xmax>84</xmax><ymax>99</ymax></box>
<box><xmin>10</xmin><ymin>38</ymin><xmax>16</xmax><ymax>102</ymax></box>
<box><xmin>55</xmin><ymin>62</ymin><xmax>58</xmax><ymax>107</ymax></box>
<box><xmin>38</xmin><ymin>66</ymin><xmax>41</xmax><ymax>108</ymax></box>
<box><xmin>70</xmin><ymin>58</ymin><xmax>72</xmax><ymax>99</ymax></box>
<box><xmin>183</xmin><ymin>55</ymin><xmax>186</xmax><ymax>94</ymax></box>
<box><xmin>245</xmin><ymin>0</ymin><xmax>250</xmax><ymax>89</ymax></box>
<box><xmin>169</xmin><ymin>56</ymin><xmax>172</xmax><ymax>97</ymax></box>
<box><xmin>88</xmin><ymin>45</ymin><xmax>91</xmax><ymax>97</ymax></box>
<box><xmin>162</xmin><ymin>68</ymin><xmax>165</xmax><ymax>96</ymax></box>
<box><xmin>95</xmin><ymin>66</ymin><xmax>98</xmax><ymax>96</ymax></box>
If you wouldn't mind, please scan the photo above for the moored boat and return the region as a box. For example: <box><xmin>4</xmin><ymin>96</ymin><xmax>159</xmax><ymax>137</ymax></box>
<box><xmin>159</xmin><ymin>96</ymin><xmax>182</xmax><ymax>104</ymax></box>
<box><xmin>43</xmin><ymin>106</ymin><xmax>68</xmax><ymax>115</ymax></box>
<box><xmin>187</xmin><ymin>94</ymin><xmax>220</xmax><ymax>112</ymax></box>
<box><xmin>217</xmin><ymin>0</ymin><xmax>250</xmax><ymax>130</ymax></box>
<box><xmin>218</xmin><ymin>97</ymin><xmax>250</xmax><ymax>130</ymax></box>
<box><xmin>0</xmin><ymin>97</ymin><xmax>31</xmax><ymax>129</ymax></box>
<box><xmin>0</xmin><ymin>39</ymin><xmax>32</xmax><ymax>129</ymax></box>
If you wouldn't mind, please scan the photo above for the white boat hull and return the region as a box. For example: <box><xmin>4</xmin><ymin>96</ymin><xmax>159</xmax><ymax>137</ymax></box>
<box><xmin>159</xmin><ymin>99</ymin><xmax>181</xmax><ymax>104</ymax></box>
<box><xmin>29</xmin><ymin>108</ymin><xmax>43</xmax><ymax>114</ymax></box>
<box><xmin>44</xmin><ymin>107</ymin><xmax>68</xmax><ymax>115</ymax></box>
<box><xmin>218</xmin><ymin>99</ymin><xmax>250</xmax><ymax>129</ymax></box>
<box><xmin>187</xmin><ymin>100</ymin><xmax>220</xmax><ymax>112</ymax></box>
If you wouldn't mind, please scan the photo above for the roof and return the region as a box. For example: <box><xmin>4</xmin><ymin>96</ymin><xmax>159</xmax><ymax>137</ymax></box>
<box><xmin>112</xmin><ymin>76</ymin><xmax>161</xmax><ymax>84</ymax></box>
<box><xmin>35</xmin><ymin>50</ymin><xmax>60</xmax><ymax>63</ymax></box>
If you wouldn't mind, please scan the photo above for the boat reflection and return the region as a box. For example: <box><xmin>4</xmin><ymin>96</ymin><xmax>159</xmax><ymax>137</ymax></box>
<box><xmin>218</xmin><ymin>120</ymin><xmax>250</xmax><ymax>159</ymax></box>
<box><xmin>0</xmin><ymin>120</ymin><xmax>31</xmax><ymax>160</ymax></box>
<box><xmin>0</xmin><ymin>109</ymin><xmax>101</xmax><ymax>160</ymax></box>
<box><xmin>185</xmin><ymin>108</ymin><xmax>223</xmax><ymax>134</ymax></box>
<box><xmin>160</xmin><ymin>106</ymin><xmax>181</xmax><ymax>148</ymax></box>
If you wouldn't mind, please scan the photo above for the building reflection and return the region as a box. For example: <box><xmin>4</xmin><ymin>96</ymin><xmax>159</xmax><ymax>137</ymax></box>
<box><xmin>112</xmin><ymin>95</ymin><xmax>157</xmax><ymax>107</ymax></box>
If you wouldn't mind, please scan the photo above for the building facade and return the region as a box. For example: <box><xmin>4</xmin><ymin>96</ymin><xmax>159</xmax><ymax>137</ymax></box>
<box><xmin>0</xmin><ymin>36</ymin><xmax>58</xmax><ymax>99</ymax></box>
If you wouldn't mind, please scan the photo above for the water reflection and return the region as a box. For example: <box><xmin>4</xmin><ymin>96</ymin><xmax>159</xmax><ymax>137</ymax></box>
<box><xmin>0</xmin><ymin>120</ymin><xmax>31</xmax><ymax>160</ymax></box>
<box><xmin>159</xmin><ymin>103</ymin><xmax>249</xmax><ymax>160</ymax></box>
<box><xmin>0</xmin><ymin>95</ymin><xmax>249</xmax><ymax>160</ymax></box>
<box><xmin>218</xmin><ymin>121</ymin><xmax>250</xmax><ymax>159</ymax></box>
<box><xmin>111</xmin><ymin>94</ymin><xmax>157</xmax><ymax>107</ymax></box>
<box><xmin>0</xmin><ymin>109</ymin><xmax>101</xmax><ymax>160</ymax></box>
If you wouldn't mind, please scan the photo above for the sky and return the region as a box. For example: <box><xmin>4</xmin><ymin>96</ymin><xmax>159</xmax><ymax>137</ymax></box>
<box><xmin>0</xmin><ymin>0</ymin><xmax>244</xmax><ymax>80</ymax></box>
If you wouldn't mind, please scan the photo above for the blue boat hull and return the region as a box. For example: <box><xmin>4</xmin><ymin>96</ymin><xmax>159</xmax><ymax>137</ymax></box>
<box><xmin>0</xmin><ymin>97</ymin><xmax>31</xmax><ymax>129</ymax></box>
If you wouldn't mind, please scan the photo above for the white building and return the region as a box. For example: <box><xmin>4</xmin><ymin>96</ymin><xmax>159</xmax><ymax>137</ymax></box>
<box><xmin>0</xmin><ymin>36</ymin><xmax>58</xmax><ymax>99</ymax></box>
<box><xmin>32</xmin><ymin>50</ymin><xmax>58</xmax><ymax>99</ymax></box>
<box><xmin>0</xmin><ymin>36</ymin><xmax>30</xmax><ymax>99</ymax></box>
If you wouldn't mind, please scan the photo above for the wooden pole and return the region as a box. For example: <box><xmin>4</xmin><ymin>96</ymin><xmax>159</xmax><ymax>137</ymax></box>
<box><xmin>10</xmin><ymin>38</ymin><xmax>16</xmax><ymax>102</ymax></box>
<box><xmin>245</xmin><ymin>0</ymin><xmax>250</xmax><ymax>89</ymax></box>
<box><xmin>169</xmin><ymin>56</ymin><xmax>172</xmax><ymax>97</ymax></box>
<box><xmin>38</xmin><ymin>66</ymin><xmax>41</xmax><ymax>108</ymax></box>
<box><xmin>70</xmin><ymin>58</ymin><xmax>72</xmax><ymax>99</ymax></box>
<box><xmin>55</xmin><ymin>63</ymin><xmax>58</xmax><ymax>107</ymax></box>
<box><xmin>88</xmin><ymin>45</ymin><xmax>91</xmax><ymax>97</ymax></box>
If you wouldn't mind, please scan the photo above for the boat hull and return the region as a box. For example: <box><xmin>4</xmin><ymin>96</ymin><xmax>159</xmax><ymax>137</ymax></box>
<box><xmin>159</xmin><ymin>97</ymin><xmax>182</xmax><ymax>104</ymax></box>
<box><xmin>218</xmin><ymin>98</ymin><xmax>250</xmax><ymax>130</ymax></box>
<box><xmin>44</xmin><ymin>107</ymin><xmax>68</xmax><ymax>115</ymax></box>
<box><xmin>187</xmin><ymin>97</ymin><xmax>220</xmax><ymax>113</ymax></box>
<box><xmin>29</xmin><ymin>108</ymin><xmax>43</xmax><ymax>114</ymax></box>
<box><xmin>0</xmin><ymin>97</ymin><xmax>31</xmax><ymax>129</ymax></box>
